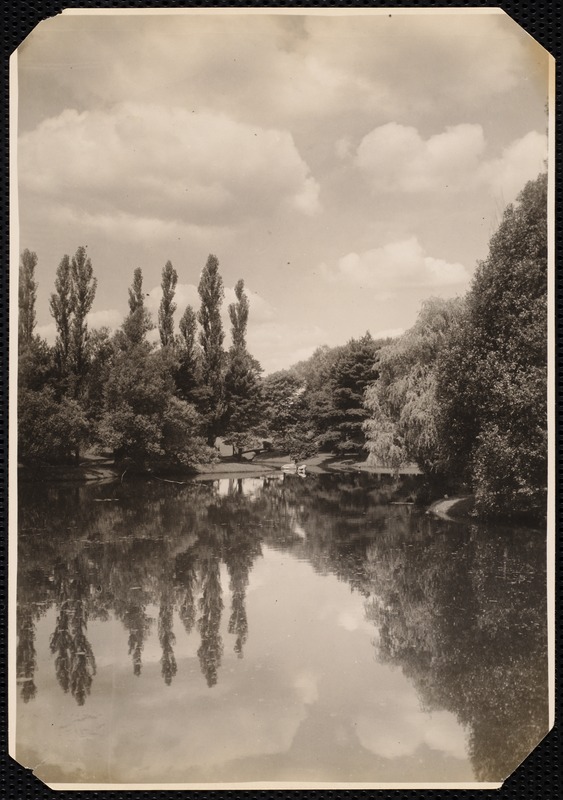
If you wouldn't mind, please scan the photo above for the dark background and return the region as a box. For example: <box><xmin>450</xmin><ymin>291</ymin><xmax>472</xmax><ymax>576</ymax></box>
<box><xmin>1</xmin><ymin>1</ymin><xmax>560</xmax><ymax>798</ymax></box>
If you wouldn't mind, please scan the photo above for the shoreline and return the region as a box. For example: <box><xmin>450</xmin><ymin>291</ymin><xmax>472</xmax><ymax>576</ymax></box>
<box><xmin>17</xmin><ymin>452</ymin><xmax>422</xmax><ymax>484</ymax></box>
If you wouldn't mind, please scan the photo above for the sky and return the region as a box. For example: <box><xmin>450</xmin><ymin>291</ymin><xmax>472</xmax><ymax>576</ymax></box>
<box><xmin>15</xmin><ymin>9</ymin><xmax>551</xmax><ymax>373</ymax></box>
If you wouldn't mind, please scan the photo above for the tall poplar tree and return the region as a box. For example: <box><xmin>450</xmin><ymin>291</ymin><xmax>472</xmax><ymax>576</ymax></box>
<box><xmin>121</xmin><ymin>267</ymin><xmax>153</xmax><ymax>347</ymax></box>
<box><xmin>229</xmin><ymin>279</ymin><xmax>249</xmax><ymax>350</ymax></box>
<box><xmin>223</xmin><ymin>279</ymin><xmax>264</xmax><ymax>458</ymax></box>
<box><xmin>50</xmin><ymin>254</ymin><xmax>74</xmax><ymax>381</ymax></box>
<box><xmin>70</xmin><ymin>245</ymin><xmax>97</xmax><ymax>393</ymax></box>
<box><xmin>158</xmin><ymin>260</ymin><xmax>178</xmax><ymax>348</ymax></box>
<box><xmin>18</xmin><ymin>249</ymin><xmax>38</xmax><ymax>348</ymax></box>
<box><xmin>176</xmin><ymin>305</ymin><xmax>201</xmax><ymax>403</ymax></box>
<box><xmin>198</xmin><ymin>254</ymin><xmax>225</xmax><ymax>445</ymax></box>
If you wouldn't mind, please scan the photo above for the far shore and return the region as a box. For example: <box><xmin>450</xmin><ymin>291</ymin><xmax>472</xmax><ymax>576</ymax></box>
<box><xmin>18</xmin><ymin>450</ymin><xmax>422</xmax><ymax>484</ymax></box>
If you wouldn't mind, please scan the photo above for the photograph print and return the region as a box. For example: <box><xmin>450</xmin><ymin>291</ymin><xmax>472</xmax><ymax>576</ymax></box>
<box><xmin>11</xmin><ymin>7</ymin><xmax>554</xmax><ymax>790</ymax></box>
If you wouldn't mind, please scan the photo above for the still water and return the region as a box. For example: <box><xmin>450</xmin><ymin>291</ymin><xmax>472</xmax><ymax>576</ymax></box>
<box><xmin>16</xmin><ymin>472</ymin><xmax>548</xmax><ymax>786</ymax></box>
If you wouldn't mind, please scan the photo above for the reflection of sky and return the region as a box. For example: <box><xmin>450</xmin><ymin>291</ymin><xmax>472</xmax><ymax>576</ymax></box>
<box><xmin>17</xmin><ymin>547</ymin><xmax>472</xmax><ymax>785</ymax></box>
<box><xmin>214</xmin><ymin>476</ymin><xmax>282</xmax><ymax>498</ymax></box>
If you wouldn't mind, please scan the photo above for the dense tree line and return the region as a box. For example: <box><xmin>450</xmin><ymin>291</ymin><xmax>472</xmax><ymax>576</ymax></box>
<box><xmin>18</xmin><ymin>251</ymin><xmax>266</xmax><ymax>471</ymax></box>
<box><xmin>18</xmin><ymin>171</ymin><xmax>548</xmax><ymax>516</ymax></box>
<box><xmin>364</xmin><ymin>173</ymin><xmax>548</xmax><ymax>519</ymax></box>
<box><xmin>18</xmin><ymin>248</ymin><xmax>382</xmax><ymax>472</ymax></box>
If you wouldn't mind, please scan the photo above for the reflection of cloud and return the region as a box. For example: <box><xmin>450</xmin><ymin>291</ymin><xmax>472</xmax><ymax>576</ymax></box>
<box><xmin>337</xmin><ymin>610</ymin><xmax>363</xmax><ymax>632</ymax></box>
<box><xmin>321</xmin><ymin>237</ymin><xmax>469</xmax><ymax>297</ymax></box>
<box><xmin>101</xmin><ymin>662</ymin><xmax>311</xmax><ymax>782</ymax></box>
<box><xmin>293</xmin><ymin>671</ymin><xmax>319</xmax><ymax>705</ymax></box>
<box><xmin>356</xmin><ymin>691</ymin><xmax>468</xmax><ymax>761</ymax></box>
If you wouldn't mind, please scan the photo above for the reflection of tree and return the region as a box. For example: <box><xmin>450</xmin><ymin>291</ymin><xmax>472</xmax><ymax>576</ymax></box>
<box><xmin>18</xmin><ymin>469</ymin><xmax>548</xmax><ymax>783</ymax></box>
<box><xmin>16</xmin><ymin>605</ymin><xmax>38</xmax><ymax>703</ymax></box>
<box><xmin>49</xmin><ymin>561</ymin><xmax>97</xmax><ymax>706</ymax></box>
<box><xmin>69</xmin><ymin>597</ymin><xmax>97</xmax><ymax>706</ymax></box>
<box><xmin>123</xmin><ymin>600</ymin><xmax>153</xmax><ymax>677</ymax></box>
<box><xmin>224</xmin><ymin>538</ymin><xmax>254</xmax><ymax>658</ymax></box>
<box><xmin>175</xmin><ymin>551</ymin><xmax>199</xmax><ymax>637</ymax></box>
<box><xmin>50</xmin><ymin>602</ymin><xmax>73</xmax><ymax>694</ymax></box>
<box><xmin>197</xmin><ymin>547</ymin><xmax>224</xmax><ymax>687</ymax></box>
<box><xmin>228</xmin><ymin>572</ymin><xmax>248</xmax><ymax>657</ymax></box>
<box><xmin>364</xmin><ymin>520</ymin><xmax>548</xmax><ymax>782</ymax></box>
<box><xmin>158</xmin><ymin>589</ymin><xmax>177</xmax><ymax>686</ymax></box>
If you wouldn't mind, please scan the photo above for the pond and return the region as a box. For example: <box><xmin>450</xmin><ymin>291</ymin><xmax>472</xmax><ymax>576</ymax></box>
<box><xmin>15</xmin><ymin>471</ymin><xmax>548</xmax><ymax>787</ymax></box>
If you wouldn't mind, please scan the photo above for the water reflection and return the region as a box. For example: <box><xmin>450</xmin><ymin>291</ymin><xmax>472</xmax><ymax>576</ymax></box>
<box><xmin>17</xmin><ymin>473</ymin><xmax>547</xmax><ymax>783</ymax></box>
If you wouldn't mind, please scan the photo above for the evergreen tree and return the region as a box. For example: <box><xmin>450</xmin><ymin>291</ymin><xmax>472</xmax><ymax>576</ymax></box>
<box><xmin>158</xmin><ymin>260</ymin><xmax>178</xmax><ymax>348</ymax></box>
<box><xmin>198</xmin><ymin>254</ymin><xmax>225</xmax><ymax>445</ymax></box>
<box><xmin>262</xmin><ymin>371</ymin><xmax>318</xmax><ymax>463</ymax></box>
<box><xmin>18</xmin><ymin>249</ymin><xmax>38</xmax><ymax>348</ymax></box>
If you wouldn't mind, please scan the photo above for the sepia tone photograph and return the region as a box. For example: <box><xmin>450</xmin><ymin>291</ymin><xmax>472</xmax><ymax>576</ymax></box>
<box><xmin>10</xmin><ymin>7</ymin><xmax>554</xmax><ymax>790</ymax></box>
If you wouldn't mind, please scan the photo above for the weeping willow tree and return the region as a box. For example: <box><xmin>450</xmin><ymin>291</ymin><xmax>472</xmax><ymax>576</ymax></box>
<box><xmin>363</xmin><ymin>296</ymin><xmax>465</xmax><ymax>477</ymax></box>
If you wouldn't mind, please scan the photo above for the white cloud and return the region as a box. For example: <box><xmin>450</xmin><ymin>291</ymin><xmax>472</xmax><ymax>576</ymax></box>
<box><xmin>321</xmin><ymin>237</ymin><xmax>469</xmax><ymax>297</ymax></box>
<box><xmin>35</xmin><ymin>322</ymin><xmax>56</xmax><ymax>344</ymax></box>
<box><xmin>87</xmin><ymin>308</ymin><xmax>123</xmax><ymax>331</ymax></box>
<box><xmin>355</xmin><ymin>123</ymin><xmax>547</xmax><ymax>202</ymax></box>
<box><xmin>478</xmin><ymin>130</ymin><xmax>548</xmax><ymax>203</ymax></box>
<box><xmin>19</xmin><ymin>103</ymin><xmax>321</xmax><ymax>231</ymax></box>
<box><xmin>356</xmin><ymin>123</ymin><xmax>486</xmax><ymax>192</ymax></box>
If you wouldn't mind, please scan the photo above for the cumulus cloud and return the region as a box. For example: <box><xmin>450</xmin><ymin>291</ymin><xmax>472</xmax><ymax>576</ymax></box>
<box><xmin>87</xmin><ymin>308</ymin><xmax>123</xmax><ymax>331</ymax></box>
<box><xmin>321</xmin><ymin>237</ymin><xmax>469</xmax><ymax>297</ymax></box>
<box><xmin>19</xmin><ymin>103</ymin><xmax>321</xmax><ymax>233</ymax></box>
<box><xmin>355</xmin><ymin>123</ymin><xmax>547</xmax><ymax>201</ymax></box>
<box><xmin>478</xmin><ymin>130</ymin><xmax>548</xmax><ymax>203</ymax></box>
<box><xmin>35</xmin><ymin>322</ymin><xmax>56</xmax><ymax>344</ymax></box>
<box><xmin>356</xmin><ymin>123</ymin><xmax>486</xmax><ymax>192</ymax></box>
